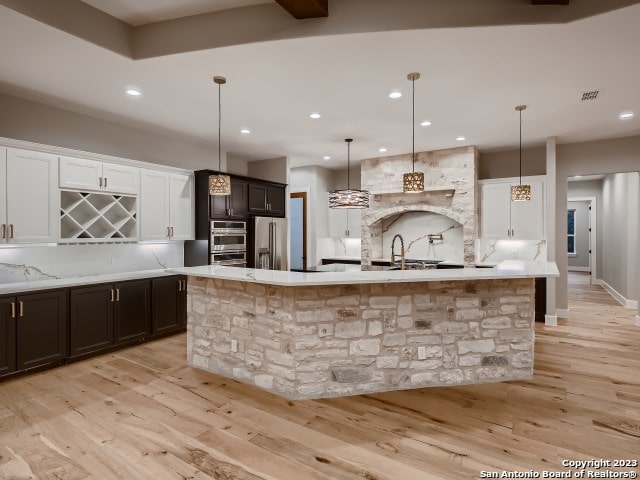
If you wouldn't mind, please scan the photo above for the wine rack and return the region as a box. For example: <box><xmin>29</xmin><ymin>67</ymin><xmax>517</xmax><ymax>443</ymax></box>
<box><xmin>60</xmin><ymin>190</ymin><xmax>138</xmax><ymax>243</ymax></box>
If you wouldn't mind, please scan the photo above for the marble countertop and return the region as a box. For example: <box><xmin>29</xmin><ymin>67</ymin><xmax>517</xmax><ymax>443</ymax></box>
<box><xmin>171</xmin><ymin>260</ymin><xmax>559</xmax><ymax>287</ymax></box>
<box><xmin>0</xmin><ymin>269</ymin><xmax>175</xmax><ymax>295</ymax></box>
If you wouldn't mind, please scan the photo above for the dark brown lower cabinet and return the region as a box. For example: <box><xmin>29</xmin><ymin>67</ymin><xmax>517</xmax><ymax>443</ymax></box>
<box><xmin>70</xmin><ymin>280</ymin><xmax>152</xmax><ymax>357</ymax></box>
<box><xmin>0</xmin><ymin>297</ymin><xmax>17</xmax><ymax>376</ymax></box>
<box><xmin>114</xmin><ymin>280</ymin><xmax>151</xmax><ymax>345</ymax></box>
<box><xmin>16</xmin><ymin>290</ymin><xmax>67</xmax><ymax>371</ymax></box>
<box><xmin>152</xmin><ymin>276</ymin><xmax>187</xmax><ymax>336</ymax></box>
<box><xmin>69</xmin><ymin>285</ymin><xmax>113</xmax><ymax>357</ymax></box>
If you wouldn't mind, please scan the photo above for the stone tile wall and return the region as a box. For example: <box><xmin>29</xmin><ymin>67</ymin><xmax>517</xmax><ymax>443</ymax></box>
<box><xmin>187</xmin><ymin>275</ymin><xmax>534</xmax><ymax>400</ymax></box>
<box><xmin>360</xmin><ymin>146</ymin><xmax>478</xmax><ymax>266</ymax></box>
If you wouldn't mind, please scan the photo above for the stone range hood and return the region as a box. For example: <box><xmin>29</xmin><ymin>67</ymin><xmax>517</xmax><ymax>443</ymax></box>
<box><xmin>360</xmin><ymin>146</ymin><xmax>479</xmax><ymax>267</ymax></box>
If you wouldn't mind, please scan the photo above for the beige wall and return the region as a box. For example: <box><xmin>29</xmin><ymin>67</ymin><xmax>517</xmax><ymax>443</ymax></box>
<box><xmin>247</xmin><ymin>156</ymin><xmax>289</xmax><ymax>184</ymax></box>
<box><xmin>0</xmin><ymin>91</ymin><xmax>230</xmax><ymax>171</ymax></box>
<box><xmin>479</xmin><ymin>146</ymin><xmax>546</xmax><ymax>180</ymax></box>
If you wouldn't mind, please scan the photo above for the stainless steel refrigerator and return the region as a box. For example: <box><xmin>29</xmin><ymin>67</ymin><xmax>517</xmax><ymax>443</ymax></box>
<box><xmin>253</xmin><ymin>217</ymin><xmax>288</xmax><ymax>271</ymax></box>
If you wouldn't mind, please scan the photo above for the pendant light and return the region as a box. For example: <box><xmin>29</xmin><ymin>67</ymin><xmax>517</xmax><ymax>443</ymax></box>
<box><xmin>329</xmin><ymin>139</ymin><xmax>370</xmax><ymax>209</ymax></box>
<box><xmin>511</xmin><ymin>104</ymin><xmax>531</xmax><ymax>201</ymax></box>
<box><xmin>208</xmin><ymin>76</ymin><xmax>231</xmax><ymax>196</ymax></box>
<box><xmin>403</xmin><ymin>72</ymin><xmax>425</xmax><ymax>193</ymax></box>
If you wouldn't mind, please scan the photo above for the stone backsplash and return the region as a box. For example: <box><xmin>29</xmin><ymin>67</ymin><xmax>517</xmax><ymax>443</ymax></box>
<box><xmin>360</xmin><ymin>146</ymin><xmax>478</xmax><ymax>267</ymax></box>
<box><xmin>187</xmin><ymin>275</ymin><xmax>534</xmax><ymax>400</ymax></box>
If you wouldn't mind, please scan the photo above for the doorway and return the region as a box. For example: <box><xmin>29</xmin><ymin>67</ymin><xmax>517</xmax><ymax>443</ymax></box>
<box><xmin>567</xmin><ymin>197</ymin><xmax>597</xmax><ymax>285</ymax></box>
<box><xmin>289</xmin><ymin>192</ymin><xmax>307</xmax><ymax>271</ymax></box>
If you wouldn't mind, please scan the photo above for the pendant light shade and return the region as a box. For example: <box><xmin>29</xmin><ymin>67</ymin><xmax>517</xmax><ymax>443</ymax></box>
<box><xmin>403</xmin><ymin>72</ymin><xmax>425</xmax><ymax>193</ymax></box>
<box><xmin>209</xmin><ymin>76</ymin><xmax>231</xmax><ymax>196</ymax></box>
<box><xmin>511</xmin><ymin>104</ymin><xmax>531</xmax><ymax>201</ymax></box>
<box><xmin>329</xmin><ymin>139</ymin><xmax>370</xmax><ymax>209</ymax></box>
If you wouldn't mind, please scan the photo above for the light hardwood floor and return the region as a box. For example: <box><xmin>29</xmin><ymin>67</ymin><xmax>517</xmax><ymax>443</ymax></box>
<box><xmin>1</xmin><ymin>276</ymin><xmax>638</xmax><ymax>480</ymax></box>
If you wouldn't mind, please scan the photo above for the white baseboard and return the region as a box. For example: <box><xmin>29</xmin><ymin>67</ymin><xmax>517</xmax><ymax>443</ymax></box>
<box><xmin>568</xmin><ymin>266</ymin><xmax>590</xmax><ymax>272</ymax></box>
<box><xmin>556</xmin><ymin>308</ymin><xmax>570</xmax><ymax>318</ymax></box>
<box><xmin>599</xmin><ymin>280</ymin><xmax>638</xmax><ymax>309</ymax></box>
<box><xmin>545</xmin><ymin>315</ymin><xmax>558</xmax><ymax>326</ymax></box>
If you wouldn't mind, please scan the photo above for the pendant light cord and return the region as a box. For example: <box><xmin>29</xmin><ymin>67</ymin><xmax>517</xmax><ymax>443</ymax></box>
<box><xmin>412</xmin><ymin>76</ymin><xmax>416</xmax><ymax>173</ymax></box>
<box><xmin>347</xmin><ymin>140</ymin><xmax>351</xmax><ymax>189</ymax></box>
<box><xmin>519</xmin><ymin>107</ymin><xmax>522</xmax><ymax>186</ymax></box>
<box><xmin>218</xmin><ymin>81</ymin><xmax>222</xmax><ymax>174</ymax></box>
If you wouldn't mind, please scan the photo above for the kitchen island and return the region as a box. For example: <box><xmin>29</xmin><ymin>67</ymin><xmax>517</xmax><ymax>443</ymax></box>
<box><xmin>171</xmin><ymin>261</ymin><xmax>558</xmax><ymax>399</ymax></box>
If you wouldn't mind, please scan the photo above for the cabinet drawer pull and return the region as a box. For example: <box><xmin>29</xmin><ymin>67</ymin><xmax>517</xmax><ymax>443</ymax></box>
<box><xmin>110</xmin><ymin>289</ymin><xmax>114</xmax><ymax>302</ymax></box>
<box><xmin>1</xmin><ymin>224</ymin><xmax>5</xmax><ymax>239</ymax></box>
<box><xmin>166</xmin><ymin>226</ymin><xmax>170</xmax><ymax>238</ymax></box>
<box><xmin>19</xmin><ymin>301</ymin><xmax>23</xmax><ymax>317</ymax></box>
<box><xmin>178</xmin><ymin>281</ymin><xmax>181</xmax><ymax>292</ymax></box>
<box><xmin>9</xmin><ymin>224</ymin><xmax>14</xmax><ymax>239</ymax></box>
<box><xmin>99</xmin><ymin>177</ymin><xmax>103</xmax><ymax>188</ymax></box>
<box><xmin>182</xmin><ymin>280</ymin><xmax>187</xmax><ymax>291</ymax></box>
<box><xmin>170</xmin><ymin>226</ymin><xmax>174</xmax><ymax>238</ymax></box>
<box><xmin>115</xmin><ymin>288</ymin><xmax>120</xmax><ymax>302</ymax></box>
<box><xmin>11</xmin><ymin>302</ymin><xmax>15</xmax><ymax>318</ymax></box>
<box><xmin>104</xmin><ymin>177</ymin><xmax>108</xmax><ymax>189</ymax></box>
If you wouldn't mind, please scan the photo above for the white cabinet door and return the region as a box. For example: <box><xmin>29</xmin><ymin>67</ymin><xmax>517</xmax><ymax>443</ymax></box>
<box><xmin>59</xmin><ymin>156</ymin><xmax>102</xmax><ymax>191</ymax></box>
<box><xmin>329</xmin><ymin>208</ymin><xmax>361</xmax><ymax>238</ymax></box>
<box><xmin>102</xmin><ymin>163</ymin><xmax>139</xmax><ymax>195</ymax></box>
<box><xmin>140</xmin><ymin>171</ymin><xmax>170</xmax><ymax>241</ymax></box>
<box><xmin>510</xmin><ymin>180</ymin><xmax>545</xmax><ymax>240</ymax></box>
<box><xmin>169</xmin><ymin>173</ymin><xmax>193</xmax><ymax>241</ymax></box>
<box><xmin>480</xmin><ymin>183</ymin><xmax>511</xmax><ymax>239</ymax></box>
<box><xmin>6</xmin><ymin>148</ymin><xmax>57</xmax><ymax>243</ymax></box>
<box><xmin>0</xmin><ymin>148</ymin><xmax>6</xmax><ymax>238</ymax></box>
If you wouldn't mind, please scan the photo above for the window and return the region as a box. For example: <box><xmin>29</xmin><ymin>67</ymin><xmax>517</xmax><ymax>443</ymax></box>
<box><xmin>567</xmin><ymin>209</ymin><xmax>576</xmax><ymax>255</ymax></box>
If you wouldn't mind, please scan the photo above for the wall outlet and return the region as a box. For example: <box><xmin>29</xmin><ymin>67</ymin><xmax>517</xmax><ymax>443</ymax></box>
<box><xmin>417</xmin><ymin>346</ymin><xmax>427</xmax><ymax>360</ymax></box>
<box><xmin>231</xmin><ymin>339</ymin><xmax>239</xmax><ymax>353</ymax></box>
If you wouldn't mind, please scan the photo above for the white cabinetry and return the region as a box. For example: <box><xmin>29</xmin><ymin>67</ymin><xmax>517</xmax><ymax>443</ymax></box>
<box><xmin>328</xmin><ymin>209</ymin><xmax>362</xmax><ymax>238</ymax></box>
<box><xmin>140</xmin><ymin>171</ymin><xmax>193</xmax><ymax>241</ymax></box>
<box><xmin>60</xmin><ymin>156</ymin><xmax>139</xmax><ymax>195</ymax></box>
<box><xmin>480</xmin><ymin>177</ymin><xmax>545</xmax><ymax>240</ymax></box>
<box><xmin>0</xmin><ymin>148</ymin><xmax>57</xmax><ymax>244</ymax></box>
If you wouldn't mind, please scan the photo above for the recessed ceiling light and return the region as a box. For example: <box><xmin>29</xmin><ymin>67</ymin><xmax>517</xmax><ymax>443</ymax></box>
<box><xmin>125</xmin><ymin>88</ymin><xmax>141</xmax><ymax>96</ymax></box>
<box><xmin>619</xmin><ymin>112</ymin><xmax>634</xmax><ymax>120</ymax></box>
<box><xmin>420</xmin><ymin>120</ymin><xmax>432</xmax><ymax>127</ymax></box>
<box><xmin>456</xmin><ymin>136</ymin><xmax>466</xmax><ymax>141</ymax></box>
<box><xmin>240</xmin><ymin>128</ymin><xmax>251</xmax><ymax>134</ymax></box>
<box><xmin>378</xmin><ymin>147</ymin><xmax>387</xmax><ymax>153</ymax></box>
<box><xmin>323</xmin><ymin>156</ymin><xmax>331</xmax><ymax>160</ymax></box>
<box><xmin>309</xmin><ymin>113</ymin><xmax>321</xmax><ymax>119</ymax></box>
<box><xmin>389</xmin><ymin>91</ymin><xmax>402</xmax><ymax>99</ymax></box>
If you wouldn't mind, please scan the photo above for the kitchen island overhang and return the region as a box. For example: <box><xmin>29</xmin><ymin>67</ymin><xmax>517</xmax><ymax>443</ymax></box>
<box><xmin>171</xmin><ymin>261</ymin><xmax>559</xmax><ymax>400</ymax></box>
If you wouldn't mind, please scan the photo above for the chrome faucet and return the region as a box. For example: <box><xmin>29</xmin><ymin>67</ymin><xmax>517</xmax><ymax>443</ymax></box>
<box><xmin>391</xmin><ymin>234</ymin><xmax>405</xmax><ymax>270</ymax></box>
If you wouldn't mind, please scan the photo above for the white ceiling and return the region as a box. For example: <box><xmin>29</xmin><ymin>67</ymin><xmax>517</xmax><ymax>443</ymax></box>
<box><xmin>80</xmin><ymin>0</ymin><xmax>274</xmax><ymax>26</ymax></box>
<box><xmin>0</xmin><ymin>2</ymin><xmax>639</xmax><ymax>171</ymax></box>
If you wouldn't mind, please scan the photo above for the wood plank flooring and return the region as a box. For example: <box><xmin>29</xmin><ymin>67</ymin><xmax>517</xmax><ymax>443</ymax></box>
<box><xmin>1</xmin><ymin>275</ymin><xmax>638</xmax><ymax>479</ymax></box>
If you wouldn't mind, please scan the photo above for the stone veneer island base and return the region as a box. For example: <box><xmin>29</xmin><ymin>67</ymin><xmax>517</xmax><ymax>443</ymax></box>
<box><xmin>172</xmin><ymin>262</ymin><xmax>558</xmax><ymax>400</ymax></box>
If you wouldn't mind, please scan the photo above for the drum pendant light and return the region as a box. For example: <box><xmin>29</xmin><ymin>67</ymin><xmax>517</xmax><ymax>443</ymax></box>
<box><xmin>208</xmin><ymin>76</ymin><xmax>231</xmax><ymax>196</ymax></box>
<box><xmin>403</xmin><ymin>72</ymin><xmax>425</xmax><ymax>193</ymax></box>
<box><xmin>511</xmin><ymin>104</ymin><xmax>531</xmax><ymax>201</ymax></box>
<box><xmin>329</xmin><ymin>139</ymin><xmax>370</xmax><ymax>209</ymax></box>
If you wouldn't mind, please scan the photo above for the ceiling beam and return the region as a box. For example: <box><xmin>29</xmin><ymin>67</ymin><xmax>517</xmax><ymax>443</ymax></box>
<box><xmin>531</xmin><ymin>0</ymin><xmax>570</xmax><ymax>4</ymax></box>
<box><xmin>274</xmin><ymin>0</ymin><xmax>328</xmax><ymax>19</ymax></box>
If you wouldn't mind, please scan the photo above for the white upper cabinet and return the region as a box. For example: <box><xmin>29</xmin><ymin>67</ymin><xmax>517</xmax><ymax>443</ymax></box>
<box><xmin>480</xmin><ymin>177</ymin><xmax>545</xmax><ymax>240</ymax></box>
<box><xmin>169</xmin><ymin>173</ymin><xmax>194</xmax><ymax>241</ymax></box>
<box><xmin>328</xmin><ymin>208</ymin><xmax>362</xmax><ymax>238</ymax></box>
<box><xmin>1</xmin><ymin>148</ymin><xmax>58</xmax><ymax>244</ymax></box>
<box><xmin>60</xmin><ymin>156</ymin><xmax>139</xmax><ymax>195</ymax></box>
<box><xmin>140</xmin><ymin>170</ymin><xmax>193</xmax><ymax>241</ymax></box>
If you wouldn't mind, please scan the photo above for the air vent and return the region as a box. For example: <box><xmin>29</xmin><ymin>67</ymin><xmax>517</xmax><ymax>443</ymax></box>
<box><xmin>581</xmin><ymin>90</ymin><xmax>600</xmax><ymax>101</ymax></box>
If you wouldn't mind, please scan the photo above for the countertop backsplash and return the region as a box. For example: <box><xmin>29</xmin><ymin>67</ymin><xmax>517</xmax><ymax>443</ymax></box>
<box><xmin>0</xmin><ymin>243</ymin><xmax>183</xmax><ymax>284</ymax></box>
<box><xmin>476</xmin><ymin>238</ymin><xmax>547</xmax><ymax>264</ymax></box>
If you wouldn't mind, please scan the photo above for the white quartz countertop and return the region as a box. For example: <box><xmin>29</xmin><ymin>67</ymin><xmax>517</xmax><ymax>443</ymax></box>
<box><xmin>171</xmin><ymin>260</ymin><xmax>559</xmax><ymax>287</ymax></box>
<box><xmin>0</xmin><ymin>269</ymin><xmax>175</xmax><ymax>295</ymax></box>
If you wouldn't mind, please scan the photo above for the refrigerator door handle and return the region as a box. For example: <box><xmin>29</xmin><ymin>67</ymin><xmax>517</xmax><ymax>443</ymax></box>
<box><xmin>272</xmin><ymin>221</ymin><xmax>277</xmax><ymax>270</ymax></box>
